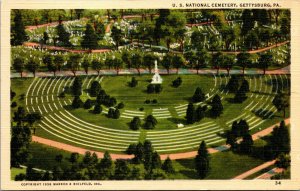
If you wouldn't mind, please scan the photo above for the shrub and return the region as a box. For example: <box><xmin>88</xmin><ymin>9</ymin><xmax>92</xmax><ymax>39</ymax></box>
<box><xmin>129</xmin><ymin>77</ymin><xmax>138</xmax><ymax>87</ymax></box>
<box><xmin>172</xmin><ymin>77</ymin><xmax>182</xmax><ymax>88</ymax></box>
<box><xmin>93</xmin><ymin>104</ymin><xmax>102</xmax><ymax>114</ymax></box>
<box><xmin>58</xmin><ymin>92</ymin><xmax>65</xmax><ymax>98</ymax></box>
<box><xmin>71</xmin><ymin>96</ymin><xmax>83</xmax><ymax>108</ymax></box>
<box><xmin>11</xmin><ymin>102</ymin><xmax>17</xmax><ymax>108</ymax></box>
<box><xmin>83</xmin><ymin>99</ymin><xmax>93</xmax><ymax>109</ymax></box>
<box><xmin>139</xmin><ymin>107</ymin><xmax>144</xmax><ymax>111</ymax></box>
<box><xmin>117</xmin><ymin>102</ymin><xmax>125</xmax><ymax>109</ymax></box>
<box><xmin>130</xmin><ymin>116</ymin><xmax>141</xmax><ymax>130</ymax></box>
<box><xmin>145</xmin><ymin>100</ymin><xmax>150</xmax><ymax>104</ymax></box>
<box><xmin>152</xmin><ymin>99</ymin><xmax>157</xmax><ymax>104</ymax></box>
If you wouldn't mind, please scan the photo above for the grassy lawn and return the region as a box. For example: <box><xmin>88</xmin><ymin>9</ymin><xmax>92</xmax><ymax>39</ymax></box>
<box><xmin>26</xmin><ymin>142</ymin><xmax>83</xmax><ymax>171</ymax></box>
<box><xmin>170</xmin><ymin>150</ymin><xmax>265</xmax><ymax>179</ymax></box>
<box><xmin>11</xmin><ymin>167</ymin><xmax>26</xmax><ymax>180</ymax></box>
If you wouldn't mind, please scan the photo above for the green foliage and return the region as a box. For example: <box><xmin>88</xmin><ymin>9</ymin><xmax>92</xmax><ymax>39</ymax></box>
<box><xmin>26</xmin><ymin>59</ymin><xmax>39</xmax><ymax>77</ymax></box>
<box><xmin>81</xmin><ymin>23</ymin><xmax>98</xmax><ymax>50</ymax></box>
<box><xmin>270</xmin><ymin>121</ymin><xmax>290</xmax><ymax>155</ymax></box>
<box><xmin>56</xmin><ymin>23</ymin><xmax>71</xmax><ymax>47</ymax></box>
<box><xmin>130</xmin><ymin>116</ymin><xmax>141</xmax><ymax>130</ymax></box>
<box><xmin>13</xmin><ymin>57</ymin><xmax>25</xmax><ymax>77</ymax></box>
<box><xmin>186</xmin><ymin>102</ymin><xmax>195</xmax><ymax>124</ymax></box>
<box><xmin>144</xmin><ymin>115</ymin><xmax>157</xmax><ymax>129</ymax></box>
<box><xmin>93</xmin><ymin>104</ymin><xmax>102</xmax><ymax>114</ymax></box>
<box><xmin>71</xmin><ymin>96</ymin><xmax>83</xmax><ymax>109</ymax></box>
<box><xmin>117</xmin><ymin>102</ymin><xmax>125</xmax><ymax>109</ymax></box>
<box><xmin>275</xmin><ymin>153</ymin><xmax>290</xmax><ymax>169</ymax></box>
<box><xmin>82</xmin><ymin>59</ymin><xmax>90</xmax><ymax>74</ymax></box>
<box><xmin>210</xmin><ymin>94</ymin><xmax>223</xmax><ymax>118</ymax></box>
<box><xmin>11</xmin><ymin>10</ymin><xmax>28</xmax><ymax>46</ymax></box>
<box><xmin>67</xmin><ymin>54</ymin><xmax>82</xmax><ymax>76</ymax></box>
<box><xmin>114</xmin><ymin>159</ymin><xmax>130</xmax><ymax>180</ymax></box>
<box><xmin>192</xmin><ymin>87</ymin><xmax>205</xmax><ymax>103</ymax></box>
<box><xmin>172</xmin><ymin>77</ymin><xmax>182</xmax><ymax>88</ymax></box>
<box><xmin>272</xmin><ymin>91</ymin><xmax>289</xmax><ymax>118</ymax></box>
<box><xmin>90</xmin><ymin>81</ymin><xmax>101</xmax><ymax>97</ymax></box>
<box><xmin>195</xmin><ymin>141</ymin><xmax>210</xmax><ymax>179</ymax></box>
<box><xmin>71</xmin><ymin>77</ymin><xmax>82</xmax><ymax>96</ymax></box>
<box><xmin>147</xmin><ymin>84</ymin><xmax>162</xmax><ymax>94</ymax></box>
<box><xmin>83</xmin><ymin>99</ymin><xmax>93</xmax><ymax>109</ymax></box>
<box><xmin>91</xmin><ymin>60</ymin><xmax>102</xmax><ymax>75</ymax></box>
<box><xmin>162</xmin><ymin>157</ymin><xmax>175</xmax><ymax>174</ymax></box>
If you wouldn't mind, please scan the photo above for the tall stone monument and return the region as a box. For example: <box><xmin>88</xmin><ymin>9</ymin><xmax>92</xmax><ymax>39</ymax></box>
<box><xmin>151</xmin><ymin>60</ymin><xmax>163</xmax><ymax>84</ymax></box>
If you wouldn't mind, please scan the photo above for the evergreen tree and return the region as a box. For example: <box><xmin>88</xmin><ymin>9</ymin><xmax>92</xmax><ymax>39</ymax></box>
<box><xmin>83</xmin><ymin>99</ymin><xmax>93</xmax><ymax>109</ymax></box>
<box><xmin>107</xmin><ymin>108</ymin><xmax>115</xmax><ymax>118</ymax></box>
<box><xmin>71</xmin><ymin>77</ymin><xmax>82</xmax><ymax>96</ymax></box>
<box><xmin>236</xmin><ymin>52</ymin><xmax>251</xmax><ymax>75</ymax></box>
<box><xmin>210</xmin><ymin>95</ymin><xmax>223</xmax><ymax>117</ymax></box>
<box><xmin>81</xmin><ymin>23</ymin><xmax>99</xmax><ymax>50</ymax></box>
<box><xmin>90</xmin><ymin>81</ymin><xmax>101</xmax><ymax>97</ymax></box>
<box><xmin>113</xmin><ymin>108</ymin><xmax>120</xmax><ymax>119</ymax></box>
<box><xmin>162</xmin><ymin>157</ymin><xmax>175</xmax><ymax>174</ymax></box>
<box><xmin>240</xmin><ymin>133</ymin><xmax>253</xmax><ymax>153</ymax></box>
<box><xmin>130</xmin><ymin>116</ymin><xmax>141</xmax><ymax>130</ymax></box>
<box><xmin>43</xmin><ymin>31</ymin><xmax>49</xmax><ymax>45</ymax></box>
<box><xmin>111</xmin><ymin>26</ymin><xmax>123</xmax><ymax>49</ymax></box>
<box><xmin>195</xmin><ymin>141</ymin><xmax>209</xmax><ymax>179</ymax></box>
<box><xmin>272</xmin><ymin>91</ymin><xmax>289</xmax><ymax>118</ymax></box>
<box><xmin>227</xmin><ymin>75</ymin><xmax>240</xmax><ymax>93</ymax></box>
<box><xmin>126</xmin><ymin>143</ymin><xmax>137</xmax><ymax>155</ymax></box>
<box><xmin>270</xmin><ymin>120</ymin><xmax>290</xmax><ymax>155</ymax></box>
<box><xmin>71</xmin><ymin>96</ymin><xmax>82</xmax><ymax>108</ymax></box>
<box><xmin>186</xmin><ymin>102</ymin><xmax>195</xmax><ymax>124</ymax></box>
<box><xmin>192</xmin><ymin>87</ymin><xmax>205</xmax><ymax>103</ymax></box>
<box><xmin>54</xmin><ymin>55</ymin><xmax>64</xmax><ymax>71</ymax></box>
<box><xmin>56</xmin><ymin>23</ymin><xmax>71</xmax><ymax>47</ymax></box>
<box><xmin>67</xmin><ymin>54</ymin><xmax>82</xmax><ymax>76</ymax></box>
<box><xmin>93</xmin><ymin>104</ymin><xmax>102</xmax><ymax>114</ymax></box>
<box><xmin>11</xmin><ymin>10</ymin><xmax>28</xmax><ymax>45</ymax></box>
<box><xmin>195</xmin><ymin>106</ymin><xmax>205</xmax><ymax>122</ymax></box>
<box><xmin>144</xmin><ymin>115</ymin><xmax>157</xmax><ymax>129</ymax></box>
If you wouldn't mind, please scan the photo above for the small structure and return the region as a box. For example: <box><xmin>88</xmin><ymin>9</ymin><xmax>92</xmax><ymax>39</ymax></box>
<box><xmin>151</xmin><ymin>60</ymin><xmax>163</xmax><ymax>84</ymax></box>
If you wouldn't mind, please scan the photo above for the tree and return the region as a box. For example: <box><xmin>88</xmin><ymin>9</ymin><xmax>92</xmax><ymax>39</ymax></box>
<box><xmin>195</xmin><ymin>48</ymin><xmax>210</xmax><ymax>74</ymax></box>
<box><xmin>195</xmin><ymin>106</ymin><xmax>205</xmax><ymax>122</ymax></box>
<box><xmin>151</xmin><ymin>151</ymin><xmax>161</xmax><ymax>170</ymax></box>
<box><xmin>272</xmin><ymin>91</ymin><xmax>289</xmax><ymax>118</ymax></box>
<box><xmin>130</xmin><ymin>116</ymin><xmax>141</xmax><ymax>130</ymax></box>
<box><xmin>240</xmin><ymin>133</ymin><xmax>253</xmax><ymax>153</ymax></box>
<box><xmin>129</xmin><ymin>77</ymin><xmax>138</xmax><ymax>87</ymax></box>
<box><xmin>90</xmin><ymin>81</ymin><xmax>101</xmax><ymax>97</ymax></box>
<box><xmin>227</xmin><ymin>75</ymin><xmax>240</xmax><ymax>93</ymax></box>
<box><xmin>195</xmin><ymin>141</ymin><xmax>209</xmax><ymax>179</ymax></box>
<box><xmin>161</xmin><ymin>53</ymin><xmax>173</xmax><ymax>74</ymax></box>
<box><xmin>212</xmin><ymin>51</ymin><xmax>222</xmax><ymax>75</ymax></box>
<box><xmin>113</xmin><ymin>108</ymin><xmax>120</xmax><ymax>119</ymax></box>
<box><xmin>81</xmin><ymin>23</ymin><xmax>98</xmax><ymax>50</ymax></box>
<box><xmin>43</xmin><ymin>55</ymin><xmax>57</xmax><ymax>76</ymax></box>
<box><xmin>244</xmin><ymin>31</ymin><xmax>259</xmax><ymax>50</ymax></box>
<box><xmin>11</xmin><ymin>10</ymin><xmax>28</xmax><ymax>45</ymax></box>
<box><xmin>26</xmin><ymin>59</ymin><xmax>39</xmax><ymax>77</ymax></box>
<box><xmin>114</xmin><ymin>159</ymin><xmax>130</xmax><ymax>180</ymax></box>
<box><xmin>172</xmin><ymin>77</ymin><xmax>182</xmax><ymax>88</ymax></box>
<box><xmin>93</xmin><ymin>104</ymin><xmax>102</xmax><ymax>114</ymax></box>
<box><xmin>71</xmin><ymin>96</ymin><xmax>82</xmax><ymax>108</ymax></box>
<box><xmin>191</xmin><ymin>30</ymin><xmax>205</xmax><ymax>50</ymax></box>
<box><xmin>13</xmin><ymin>57</ymin><xmax>25</xmax><ymax>77</ymax></box>
<box><xmin>162</xmin><ymin>157</ymin><xmax>175</xmax><ymax>174</ymax></box>
<box><xmin>83</xmin><ymin>99</ymin><xmax>93</xmax><ymax>109</ymax></box>
<box><xmin>82</xmin><ymin>59</ymin><xmax>90</xmax><ymax>74</ymax></box>
<box><xmin>111</xmin><ymin>26</ymin><xmax>123</xmax><ymax>49</ymax></box>
<box><xmin>270</xmin><ymin>120</ymin><xmax>290</xmax><ymax>155</ymax></box>
<box><xmin>192</xmin><ymin>87</ymin><xmax>205</xmax><ymax>103</ymax></box>
<box><xmin>220</xmin><ymin>25</ymin><xmax>237</xmax><ymax>51</ymax></box>
<box><xmin>75</xmin><ymin>9</ymin><xmax>84</xmax><ymax>20</ymax></box>
<box><xmin>236</xmin><ymin>52</ymin><xmax>251</xmax><ymax>75</ymax></box>
<box><xmin>186</xmin><ymin>102</ymin><xmax>195</xmax><ymax>124</ymax></box>
<box><xmin>126</xmin><ymin>143</ymin><xmax>137</xmax><ymax>155</ymax></box>
<box><xmin>258</xmin><ymin>52</ymin><xmax>273</xmax><ymax>75</ymax></box>
<box><xmin>67</xmin><ymin>54</ymin><xmax>82</xmax><ymax>76</ymax></box>
<box><xmin>220</xmin><ymin>54</ymin><xmax>235</xmax><ymax>76</ymax></box>
<box><xmin>91</xmin><ymin>59</ymin><xmax>102</xmax><ymax>75</ymax></box>
<box><xmin>280</xmin><ymin>16</ymin><xmax>290</xmax><ymax>39</ymax></box>
<box><xmin>210</xmin><ymin>94</ymin><xmax>223</xmax><ymax>117</ymax></box>
<box><xmin>241</xmin><ymin>9</ymin><xmax>255</xmax><ymax>35</ymax></box>
<box><xmin>69</xmin><ymin>152</ymin><xmax>79</xmax><ymax>164</ymax></box>
<box><xmin>144</xmin><ymin>115</ymin><xmax>157</xmax><ymax>129</ymax></box>
<box><xmin>54</xmin><ymin>55</ymin><xmax>64</xmax><ymax>72</ymax></box>
<box><xmin>113</xmin><ymin>57</ymin><xmax>124</xmax><ymax>75</ymax></box>
<box><xmin>143</xmin><ymin>53</ymin><xmax>157</xmax><ymax>74</ymax></box>
<box><xmin>56</xmin><ymin>23</ymin><xmax>71</xmax><ymax>47</ymax></box>
<box><xmin>97</xmin><ymin>151</ymin><xmax>113</xmax><ymax>179</ymax></box>
<box><xmin>122</xmin><ymin>51</ymin><xmax>132</xmax><ymax>69</ymax></box>
<box><xmin>226</xmin><ymin>131</ymin><xmax>237</xmax><ymax>150</ymax></box>
<box><xmin>131</xmin><ymin>52</ymin><xmax>143</xmax><ymax>75</ymax></box>
<box><xmin>172</xmin><ymin>54</ymin><xmax>185</xmax><ymax>74</ymax></box>
<box><xmin>43</xmin><ymin>31</ymin><xmax>49</xmax><ymax>45</ymax></box>
<box><xmin>275</xmin><ymin>153</ymin><xmax>290</xmax><ymax>169</ymax></box>
<box><xmin>71</xmin><ymin>77</ymin><xmax>82</xmax><ymax>96</ymax></box>
<box><xmin>55</xmin><ymin>154</ymin><xmax>63</xmax><ymax>163</ymax></box>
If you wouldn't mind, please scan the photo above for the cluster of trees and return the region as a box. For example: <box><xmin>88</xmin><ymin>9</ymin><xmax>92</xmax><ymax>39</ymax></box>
<box><xmin>147</xmin><ymin>84</ymin><xmax>162</xmax><ymax>94</ymax></box>
<box><xmin>126</xmin><ymin>140</ymin><xmax>174</xmax><ymax>179</ymax></box>
<box><xmin>226</xmin><ymin>120</ymin><xmax>253</xmax><ymax>153</ymax></box>
<box><xmin>192</xmin><ymin>87</ymin><xmax>205</xmax><ymax>103</ymax></box>
<box><xmin>11</xmin><ymin>106</ymin><xmax>42</xmax><ymax>167</ymax></box>
<box><xmin>130</xmin><ymin>115</ymin><xmax>158</xmax><ymax>130</ymax></box>
<box><xmin>272</xmin><ymin>91</ymin><xmax>289</xmax><ymax>118</ymax></box>
<box><xmin>186</xmin><ymin>103</ymin><xmax>207</xmax><ymax>124</ymax></box>
<box><xmin>226</xmin><ymin>75</ymin><xmax>250</xmax><ymax>103</ymax></box>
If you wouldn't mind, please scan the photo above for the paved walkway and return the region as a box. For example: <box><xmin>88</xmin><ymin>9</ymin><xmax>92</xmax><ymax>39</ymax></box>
<box><xmin>233</xmin><ymin>160</ymin><xmax>276</xmax><ymax>179</ymax></box>
<box><xmin>31</xmin><ymin>118</ymin><xmax>290</xmax><ymax>160</ymax></box>
<box><xmin>11</xmin><ymin>66</ymin><xmax>290</xmax><ymax>78</ymax></box>
<box><xmin>255</xmin><ymin>167</ymin><xmax>284</xmax><ymax>179</ymax></box>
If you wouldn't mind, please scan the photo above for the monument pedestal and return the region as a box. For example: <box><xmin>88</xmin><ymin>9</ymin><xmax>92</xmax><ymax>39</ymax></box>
<box><xmin>151</xmin><ymin>61</ymin><xmax>163</xmax><ymax>84</ymax></box>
